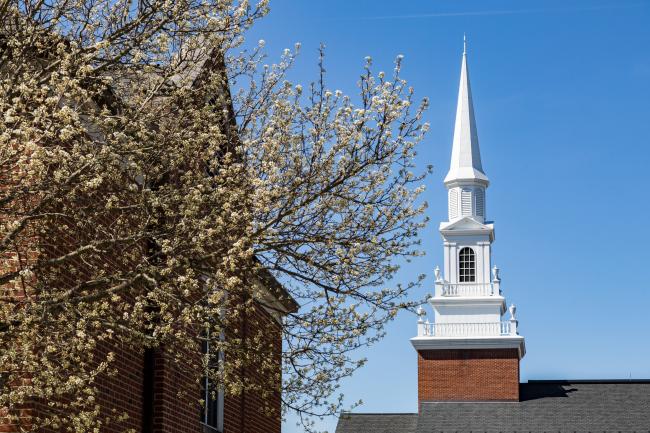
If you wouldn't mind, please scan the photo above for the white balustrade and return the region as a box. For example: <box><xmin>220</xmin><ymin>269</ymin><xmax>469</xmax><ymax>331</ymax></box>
<box><xmin>439</xmin><ymin>283</ymin><xmax>495</xmax><ymax>297</ymax></box>
<box><xmin>418</xmin><ymin>321</ymin><xmax>514</xmax><ymax>337</ymax></box>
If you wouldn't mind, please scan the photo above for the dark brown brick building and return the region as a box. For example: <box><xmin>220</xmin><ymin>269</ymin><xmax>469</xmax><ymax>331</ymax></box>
<box><xmin>0</xmin><ymin>38</ymin><xmax>298</xmax><ymax>433</ymax></box>
<box><xmin>97</xmin><ymin>281</ymin><xmax>297</xmax><ymax>433</ymax></box>
<box><xmin>0</xmin><ymin>188</ymin><xmax>296</xmax><ymax>433</ymax></box>
<box><xmin>1</xmin><ymin>278</ymin><xmax>295</xmax><ymax>433</ymax></box>
<box><xmin>1</xmin><ymin>180</ymin><xmax>296</xmax><ymax>433</ymax></box>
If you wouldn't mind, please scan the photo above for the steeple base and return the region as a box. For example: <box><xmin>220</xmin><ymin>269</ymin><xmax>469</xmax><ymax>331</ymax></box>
<box><xmin>417</xmin><ymin>348</ymin><xmax>520</xmax><ymax>404</ymax></box>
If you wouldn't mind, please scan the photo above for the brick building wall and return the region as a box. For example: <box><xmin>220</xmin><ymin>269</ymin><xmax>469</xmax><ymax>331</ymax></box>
<box><xmin>94</xmin><ymin>341</ymin><xmax>145</xmax><ymax>433</ymax></box>
<box><xmin>1</xmin><ymin>302</ymin><xmax>284</xmax><ymax>433</ymax></box>
<box><xmin>1</xmin><ymin>49</ymin><xmax>290</xmax><ymax>433</ymax></box>
<box><xmin>223</xmin><ymin>305</ymin><xmax>282</xmax><ymax>433</ymax></box>
<box><xmin>1</xmin><ymin>177</ymin><xmax>286</xmax><ymax>433</ymax></box>
<box><xmin>1</xmin><ymin>205</ymin><xmax>285</xmax><ymax>433</ymax></box>
<box><xmin>146</xmin><ymin>346</ymin><xmax>201</xmax><ymax>433</ymax></box>
<box><xmin>417</xmin><ymin>348</ymin><xmax>520</xmax><ymax>404</ymax></box>
<box><xmin>138</xmin><ymin>302</ymin><xmax>283</xmax><ymax>433</ymax></box>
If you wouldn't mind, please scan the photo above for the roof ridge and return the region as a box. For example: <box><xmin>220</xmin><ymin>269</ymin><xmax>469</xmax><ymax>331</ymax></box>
<box><xmin>527</xmin><ymin>379</ymin><xmax>650</xmax><ymax>384</ymax></box>
<box><xmin>339</xmin><ymin>412</ymin><xmax>417</xmax><ymax>415</ymax></box>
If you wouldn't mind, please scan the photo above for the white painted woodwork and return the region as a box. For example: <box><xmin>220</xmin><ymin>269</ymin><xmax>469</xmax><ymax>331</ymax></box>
<box><xmin>411</xmin><ymin>42</ymin><xmax>525</xmax><ymax>360</ymax></box>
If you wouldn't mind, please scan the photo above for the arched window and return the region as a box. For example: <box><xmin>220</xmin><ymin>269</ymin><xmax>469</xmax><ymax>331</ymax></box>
<box><xmin>459</xmin><ymin>247</ymin><xmax>476</xmax><ymax>282</ymax></box>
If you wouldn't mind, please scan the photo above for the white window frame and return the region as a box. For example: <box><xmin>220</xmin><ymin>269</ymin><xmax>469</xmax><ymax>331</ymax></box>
<box><xmin>200</xmin><ymin>327</ymin><xmax>224</xmax><ymax>432</ymax></box>
<box><xmin>458</xmin><ymin>247</ymin><xmax>476</xmax><ymax>283</ymax></box>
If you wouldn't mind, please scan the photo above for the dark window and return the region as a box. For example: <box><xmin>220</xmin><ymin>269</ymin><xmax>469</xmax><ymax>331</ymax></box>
<box><xmin>0</xmin><ymin>323</ymin><xmax>8</xmax><ymax>397</ymax></box>
<box><xmin>459</xmin><ymin>247</ymin><xmax>476</xmax><ymax>282</ymax></box>
<box><xmin>200</xmin><ymin>332</ymin><xmax>223</xmax><ymax>432</ymax></box>
<box><xmin>142</xmin><ymin>348</ymin><xmax>155</xmax><ymax>433</ymax></box>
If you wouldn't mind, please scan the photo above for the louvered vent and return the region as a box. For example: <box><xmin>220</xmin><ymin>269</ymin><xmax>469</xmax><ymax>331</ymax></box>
<box><xmin>461</xmin><ymin>188</ymin><xmax>472</xmax><ymax>216</ymax></box>
<box><xmin>449</xmin><ymin>189</ymin><xmax>458</xmax><ymax>220</ymax></box>
<box><xmin>476</xmin><ymin>188</ymin><xmax>485</xmax><ymax>217</ymax></box>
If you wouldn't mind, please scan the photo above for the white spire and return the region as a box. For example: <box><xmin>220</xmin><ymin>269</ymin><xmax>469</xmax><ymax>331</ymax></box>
<box><xmin>444</xmin><ymin>37</ymin><xmax>489</xmax><ymax>186</ymax></box>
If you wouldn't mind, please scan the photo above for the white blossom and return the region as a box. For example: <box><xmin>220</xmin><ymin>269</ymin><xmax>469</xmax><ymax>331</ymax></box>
<box><xmin>0</xmin><ymin>3</ymin><xmax>430</xmax><ymax>432</ymax></box>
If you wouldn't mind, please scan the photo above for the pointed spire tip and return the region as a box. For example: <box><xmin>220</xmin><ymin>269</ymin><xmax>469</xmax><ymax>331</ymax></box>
<box><xmin>444</xmin><ymin>31</ymin><xmax>489</xmax><ymax>186</ymax></box>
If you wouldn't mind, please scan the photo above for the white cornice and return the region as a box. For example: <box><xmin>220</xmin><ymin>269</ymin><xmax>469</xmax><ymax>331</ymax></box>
<box><xmin>439</xmin><ymin>218</ymin><xmax>493</xmax><ymax>232</ymax></box>
<box><xmin>410</xmin><ymin>335</ymin><xmax>526</xmax><ymax>359</ymax></box>
<box><xmin>429</xmin><ymin>295</ymin><xmax>506</xmax><ymax>313</ymax></box>
<box><xmin>439</xmin><ymin>218</ymin><xmax>495</xmax><ymax>242</ymax></box>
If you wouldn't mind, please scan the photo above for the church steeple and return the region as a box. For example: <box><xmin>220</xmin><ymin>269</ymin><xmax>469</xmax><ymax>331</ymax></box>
<box><xmin>444</xmin><ymin>37</ymin><xmax>489</xmax><ymax>187</ymax></box>
<box><xmin>410</xmin><ymin>40</ymin><xmax>524</xmax><ymax>404</ymax></box>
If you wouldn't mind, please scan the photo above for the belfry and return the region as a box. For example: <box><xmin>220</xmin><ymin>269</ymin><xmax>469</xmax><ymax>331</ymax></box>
<box><xmin>411</xmin><ymin>38</ymin><xmax>525</xmax><ymax>404</ymax></box>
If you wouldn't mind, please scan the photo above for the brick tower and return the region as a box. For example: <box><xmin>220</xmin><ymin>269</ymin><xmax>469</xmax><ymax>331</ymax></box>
<box><xmin>411</xmin><ymin>37</ymin><xmax>525</xmax><ymax>405</ymax></box>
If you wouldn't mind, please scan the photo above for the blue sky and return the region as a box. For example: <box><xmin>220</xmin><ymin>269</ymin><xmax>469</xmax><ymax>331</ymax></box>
<box><xmin>243</xmin><ymin>1</ymin><xmax>650</xmax><ymax>431</ymax></box>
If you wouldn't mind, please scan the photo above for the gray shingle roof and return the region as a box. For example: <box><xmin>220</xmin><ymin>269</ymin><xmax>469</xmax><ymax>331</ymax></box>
<box><xmin>335</xmin><ymin>381</ymin><xmax>650</xmax><ymax>433</ymax></box>
<box><xmin>335</xmin><ymin>413</ymin><xmax>418</xmax><ymax>433</ymax></box>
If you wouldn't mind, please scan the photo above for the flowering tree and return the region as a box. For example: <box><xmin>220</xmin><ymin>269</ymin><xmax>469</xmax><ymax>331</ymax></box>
<box><xmin>0</xmin><ymin>0</ymin><xmax>429</xmax><ymax>431</ymax></box>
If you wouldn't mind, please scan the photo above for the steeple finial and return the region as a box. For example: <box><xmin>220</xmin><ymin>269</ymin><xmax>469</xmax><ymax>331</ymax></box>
<box><xmin>463</xmin><ymin>33</ymin><xmax>467</xmax><ymax>55</ymax></box>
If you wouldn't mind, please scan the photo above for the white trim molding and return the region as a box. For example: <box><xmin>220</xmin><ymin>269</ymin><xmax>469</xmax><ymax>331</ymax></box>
<box><xmin>410</xmin><ymin>335</ymin><xmax>526</xmax><ymax>359</ymax></box>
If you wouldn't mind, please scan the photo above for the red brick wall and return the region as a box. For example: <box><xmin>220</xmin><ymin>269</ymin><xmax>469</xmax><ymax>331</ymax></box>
<box><xmin>94</xmin><ymin>341</ymin><xmax>145</xmax><ymax>433</ymax></box>
<box><xmin>128</xmin><ymin>301</ymin><xmax>283</xmax><ymax>433</ymax></box>
<box><xmin>1</xmin><ymin>185</ymin><xmax>283</xmax><ymax>433</ymax></box>
<box><xmin>1</xmin><ymin>307</ymin><xmax>283</xmax><ymax>433</ymax></box>
<box><xmin>1</xmin><ymin>95</ymin><xmax>285</xmax><ymax>433</ymax></box>
<box><xmin>93</xmin><ymin>301</ymin><xmax>283</xmax><ymax>433</ymax></box>
<box><xmin>417</xmin><ymin>348</ymin><xmax>520</xmax><ymax>403</ymax></box>
<box><xmin>147</xmin><ymin>346</ymin><xmax>201</xmax><ymax>433</ymax></box>
<box><xmin>223</xmin><ymin>305</ymin><xmax>282</xmax><ymax>433</ymax></box>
